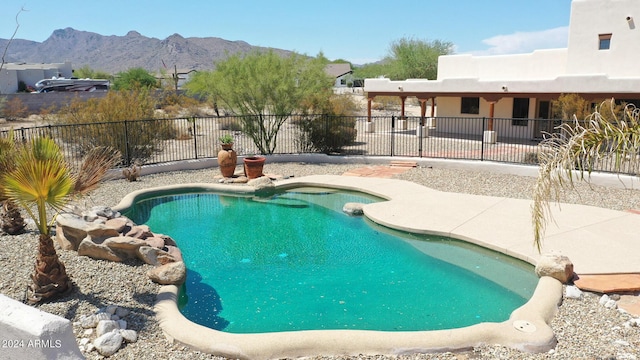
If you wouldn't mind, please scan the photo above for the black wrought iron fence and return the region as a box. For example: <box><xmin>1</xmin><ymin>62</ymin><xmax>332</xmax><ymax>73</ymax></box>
<box><xmin>0</xmin><ymin>114</ymin><xmax>634</xmax><ymax>175</ymax></box>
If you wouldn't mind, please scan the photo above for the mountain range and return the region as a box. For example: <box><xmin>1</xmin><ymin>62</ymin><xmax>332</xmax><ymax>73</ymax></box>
<box><xmin>0</xmin><ymin>27</ymin><xmax>294</xmax><ymax>74</ymax></box>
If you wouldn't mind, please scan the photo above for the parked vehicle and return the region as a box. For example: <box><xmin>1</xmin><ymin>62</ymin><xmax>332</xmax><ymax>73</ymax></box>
<box><xmin>34</xmin><ymin>77</ymin><xmax>109</xmax><ymax>93</ymax></box>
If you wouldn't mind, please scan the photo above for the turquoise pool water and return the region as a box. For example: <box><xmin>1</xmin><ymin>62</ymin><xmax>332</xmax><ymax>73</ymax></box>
<box><xmin>125</xmin><ymin>188</ymin><xmax>538</xmax><ymax>334</ymax></box>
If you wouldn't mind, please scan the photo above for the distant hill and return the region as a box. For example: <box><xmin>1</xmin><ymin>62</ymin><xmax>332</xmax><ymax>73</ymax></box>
<box><xmin>0</xmin><ymin>27</ymin><xmax>295</xmax><ymax>74</ymax></box>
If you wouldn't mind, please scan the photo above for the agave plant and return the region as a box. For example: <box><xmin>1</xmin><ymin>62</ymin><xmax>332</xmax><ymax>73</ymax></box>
<box><xmin>1</xmin><ymin>137</ymin><xmax>120</xmax><ymax>304</ymax></box>
<box><xmin>532</xmin><ymin>99</ymin><xmax>640</xmax><ymax>251</ymax></box>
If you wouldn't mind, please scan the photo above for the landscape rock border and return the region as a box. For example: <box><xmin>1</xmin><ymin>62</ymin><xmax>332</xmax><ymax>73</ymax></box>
<box><xmin>56</xmin><ymin>206</ymin><xmax>186</xmax><ymax>286</ymax></box>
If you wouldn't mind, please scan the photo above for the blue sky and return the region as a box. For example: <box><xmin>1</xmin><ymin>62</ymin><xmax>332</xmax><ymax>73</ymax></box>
<box><xmin>1</xmin><ymin>0</ymin><xmax>572</xmax><ymax>64</ymax></box>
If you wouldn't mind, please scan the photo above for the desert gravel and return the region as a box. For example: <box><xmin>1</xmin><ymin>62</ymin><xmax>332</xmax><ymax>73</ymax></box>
<box><xmin>1</xmin><ymin>161</ymin><xmax>640</xmax><ymax>359</ymax></box>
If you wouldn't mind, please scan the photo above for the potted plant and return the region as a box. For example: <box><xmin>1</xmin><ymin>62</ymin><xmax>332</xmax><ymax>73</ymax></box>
<box><xmin>217</xmin><ymin>134</ymin><xmax>237</xmax><ymax>178</ymax></box>
<box><xmin>243</xmin><ymin>155</ymin><xmax>265</xmax><ymax>179</ymax></box>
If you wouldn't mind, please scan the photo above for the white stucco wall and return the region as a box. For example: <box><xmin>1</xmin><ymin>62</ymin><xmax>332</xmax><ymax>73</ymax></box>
<box><xmin>437</xmin><ymin>49</ymin><xmax>567</xmax><ymax>81</ymax></box>
<box><xmin>0</xmin><ymin>69</ymin><xmax>19</xmax><ymax>94</ymax></box>
<box><xmin>566</xmin><ymin>0</ymin><xmax>640</xmax><ymax>77</ymax></box>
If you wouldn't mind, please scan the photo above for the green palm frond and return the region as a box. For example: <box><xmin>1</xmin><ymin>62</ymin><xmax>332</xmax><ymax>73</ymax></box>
<box><xmin>2</xmin><ymin>137</ymin><xmax>74</xmax><ymax>234</ymax></box>
<box><xmin>0</xmin><ymin>130</ymin><xmax>19</xmax><ymax>202</ymax></box>
<box><xmin>532</xmin><ymin>100</ymin><xmax>640</xmax><ymax>251</ymax></box>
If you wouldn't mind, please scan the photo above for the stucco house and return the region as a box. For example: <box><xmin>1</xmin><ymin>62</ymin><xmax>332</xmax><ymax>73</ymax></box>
<box><xmin>0</xmin><ymin>61</ymin><xmax>73</xmax><ymax>94</ymax></box>
<box><xmin>364</xmin><ymin>0</ymin><xmax>640</xmax><ymax>142</ymax></box>
<box><xmin>325</xmin><ymin>63</ymin><xmax>353</xmax><ymax>88</ymax></box>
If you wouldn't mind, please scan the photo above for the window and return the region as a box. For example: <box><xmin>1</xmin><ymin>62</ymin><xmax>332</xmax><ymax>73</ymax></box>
<box><xmin>512</xmin><ymin>98</ymin><xmax>529</xmax><ymax>126</ymax></box>
<box><xmin>461</xmin><ymin>97</ymin><xmax>480</xmax><ymax>114</ymax></box>
<box><xmin>599</xmin><ymin>33</ymin><xmax>612</xmax><ymax>50</ymax></box>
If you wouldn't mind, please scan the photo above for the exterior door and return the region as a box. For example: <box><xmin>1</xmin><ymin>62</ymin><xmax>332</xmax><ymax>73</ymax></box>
<box><xmin>534</xmin><ymin>100</ymin><xmax>552</xmax><ymax>139</ymax></box>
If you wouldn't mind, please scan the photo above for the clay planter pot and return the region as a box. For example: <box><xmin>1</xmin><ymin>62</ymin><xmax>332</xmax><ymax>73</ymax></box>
<box><xmin>217</xmin><ymin>144</ymin><xmax>237</xmax><ymax>178</ymax></box>
<box><xmin>243</xmin><ymin>156</ymin><xmax>265</xmax><ymax>179</ymax></box>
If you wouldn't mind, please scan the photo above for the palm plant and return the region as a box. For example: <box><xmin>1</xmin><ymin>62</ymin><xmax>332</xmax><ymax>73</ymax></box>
<box><xmin>1</xmin><ymin>137</ymin><xmax>120</xmax><ymax>304</ymax></box>
<box><xmin>0</xmin><ymin>131</ymin><xmax>26</xmax><ymax>235</ymax></box>
<box><xmin>532</xmin><ymin>100</ymin><xmax>640</xmax><ymax>251</ymax></box>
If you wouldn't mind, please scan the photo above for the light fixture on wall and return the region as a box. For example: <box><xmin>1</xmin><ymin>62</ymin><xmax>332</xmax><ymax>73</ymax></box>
<box><xmin>501</xmin><ymin>85</ymin><xmax>508</xmax><ymax>92</ymax></box>
<box><xmin>627</xmin><ymin>16</ymin><xmax>635</xmax><ymax>29</ymax></box>
<box><xmin>398</xmin><ymin>86</ymin><xmax>403</xmax><ymax>91</ymax></box>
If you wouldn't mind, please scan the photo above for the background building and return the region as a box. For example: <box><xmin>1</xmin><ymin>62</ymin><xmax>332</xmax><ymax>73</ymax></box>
<box><xmin>364</xmin><ymin>0</ymin><xmax>640</xmax><ymax>142</ymax></box>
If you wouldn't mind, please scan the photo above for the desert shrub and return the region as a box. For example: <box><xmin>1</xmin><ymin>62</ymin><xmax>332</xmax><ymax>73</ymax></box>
<box><xmin>295</xmin><ymin>115</ymin><xmax>357</xmax><ymax>153</ymax></box>
<box><xmin>295</xmin><ymin>94</ymin><xmax>359</xmax><ymax>153</ymax></box>
<box><xmin>217</xmin><ymin>117</ymin><xmax>243</xmax><ymax>131</ymax></box>
<box><xmin>552</xmin><ymin>94</ymin><xmax>593</xmax><ymax>123</ymax></box>
<box><xmin>157</xmin><ymin>91</ymin><xmax>206</xmax><ymax>117</ymax></box>
<box><xmin>3</xmin><ymin>97</ymin><xmax>28</xmax><ymax>120</ymax></box>
<box><xmin>54</xmin><ymin>89</ymin><xmax>175</xmax><ymax>165</ymax></box>
<box><xmin>373</xmin><ymin>96</ymin><xmax>401</xmax><ymax>111</ymax></box>
<box><xmin>523</xmin><ymin>151</ymin><xmax>540</xmax><ymax>164</ymax></box>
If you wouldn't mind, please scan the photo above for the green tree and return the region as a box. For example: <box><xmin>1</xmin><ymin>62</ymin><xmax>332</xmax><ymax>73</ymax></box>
<box><xmin>352</xmin><ymin>37</ymin><xmax>453</xmax><ymax>80</ymax></box>
<box><xmin>1</xmin><ymin>138</ymin><xmax>119</xmax><ymax>303</ymax></box>
<box><xmin>532</xmin><ymin>100</ymin><xmax>640</xmax><ymax>251</ymax></box>
<box><xmin>73</xmin><ymin>65</ymin><xmax>111</xmax><ymax>80</ymax></box>
<box><xmin>387</xmin><ymin>37</ymin><xmax>453</xmax><ymax>80</ymax></box>
<box><xmin>112</xmin><ymin>67</ymin><xmax>158</xmax><ymax>91</ymax></box>
<box><xmin>186</xmin><ymin>50</ymin><xmax>333</xmax><ymax>154</ymax></box>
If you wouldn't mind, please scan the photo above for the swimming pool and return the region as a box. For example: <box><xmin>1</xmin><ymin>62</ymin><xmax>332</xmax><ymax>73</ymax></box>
<box><xmin>124</xmin><ymin>187</ymin><xmax>538</xmax><ymax>334</ymax></box>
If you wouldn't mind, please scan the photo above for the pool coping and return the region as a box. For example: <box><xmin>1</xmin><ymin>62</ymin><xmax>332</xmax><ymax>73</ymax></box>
<box><xmin>112</xmin><ymin>176</ymin><xmax>574</xmax><ymax>358</ymax></box>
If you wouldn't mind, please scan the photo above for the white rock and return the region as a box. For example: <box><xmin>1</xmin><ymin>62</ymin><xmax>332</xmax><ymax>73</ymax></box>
<box><xmin>79</xmin><ymin>337</ymin><xmax>90</xmax><ymax>346</ymax></box>
<box><xmin>80</xmin><ymin>314</ymin><xmax>98</xmax><ymax>328</ymax></box>
<box><xmin>118</xmin><ymin>319</ymin><xmax>127</xmax><ymax>330</ymax></box>
<box><xmin>83</xmin><ymin>328</ymin><xmax>93</xmax><ymax>336</ymax></box>
<box><xmin>614</xmin><ymin>339</ymin><xmax>630</xmax><ymax>346</ymax></box>
<box><xmin>105</xmin><ymin>305</ymin><xmax>118</xmax><ymax>315</ymax></box>
<box><xmin>120</xmin><ymin>329</ymin><xmax>138</xmax><ymax>343</ymax></box>
<box><xmin>604</xmin><ymin>299</ymin><xmax>618</xmax><ymax>309</ymax></box>
<box><xmin>565</xmin><ymin>285</ymin><xmax>583</xmax><ymax>299</ymax></box>
<box><xmin>85</xmin><ymin>343</ymin><xmax>95</xmax><ymax>352</ymax></box>
<box><xmin>95</xmin><ymin>312</ymin><xmax>111</xmax><ymax>321</ymax></box>
<box><xmin>96</xmin><ymin>320</ymin><xmax>120</xmax><ymax>337</ymax></box>
<box><xmin>93</xmin><ymin>330</ymin><xmax>123</xmax><ymax>357</ymax></box>
<box><xmin>599</xmin><ymin>294</ymin><xmax>611</xmax><ymax>305</ymax></box>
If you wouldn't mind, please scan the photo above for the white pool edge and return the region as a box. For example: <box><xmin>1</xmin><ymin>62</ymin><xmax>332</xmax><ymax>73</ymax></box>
<box><xmin>112</xmin><ymin>178</ymin><xmax>565</xmax><ymax>359</ymax></box>
<box><xmin>155</xmin><ymin>277</ymin><xmax>562</xmax><ymax>359</ymax></box>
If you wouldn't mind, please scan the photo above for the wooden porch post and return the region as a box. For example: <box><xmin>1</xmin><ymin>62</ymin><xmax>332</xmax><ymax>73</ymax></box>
<box><xmin>430</xmin><ymin>97</ymin><xmax>435</xmax><ymax>118</ymax></box>
<box><xmin>419</xmin><ymin>99</ymin><xmax>427</xmax><ymax>126</ymax></box>
<box><xmin>488</xmin><ymin>101</ymin><xmax>496</xmax><ymax>131</ymax></box>
<box><xmin>400</xmin><ymin>96</ymin><xmax>407</xmax><ymax>119</ymax></box>
<box><xmin>366</xmin><ymin>96</ymin><xmax>375</xmax><ymax>133</ymax></box>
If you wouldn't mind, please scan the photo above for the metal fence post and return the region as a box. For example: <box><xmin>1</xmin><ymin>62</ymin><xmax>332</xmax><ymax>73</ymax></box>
<box><xmin>124</xmin><ymin>120</ymin><xmax>131</xmax><ymax>167</ymax></box>
<box><xmin>390</xmin><ymin>115</ymin><xmax>395</xmax><ymax>157</ymax></box>
<box><xmin>193</xmin><ymin>117</ymin><xmax>199</xmax><ymax>159</ymax></box>
<box><xmin>481</xmin><ymin>117</ymin><xmax>486</xmax><ymax>161</ymax></box>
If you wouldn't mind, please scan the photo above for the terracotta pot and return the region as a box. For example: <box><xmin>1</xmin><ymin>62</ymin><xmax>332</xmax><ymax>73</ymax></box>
<box><xmin>243</xmin><ymin>156</ymin><xmax>265</xmax><ymax>179</ymax></box>
<box><xmin>217</xmin><ymin>144</ymin><xmax>237</xmax><ymax>178</ymax></box>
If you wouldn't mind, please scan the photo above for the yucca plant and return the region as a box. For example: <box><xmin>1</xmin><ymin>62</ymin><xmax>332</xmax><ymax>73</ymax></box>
<box><xmin>532</xmin><ymin>99</ymin><xmax>640</xmax><ymax>251</ymax></box>
<box><xmin>1</xmin><ymin>137</ymin><xmax>120</xmax><ymax>304</ymax></box>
